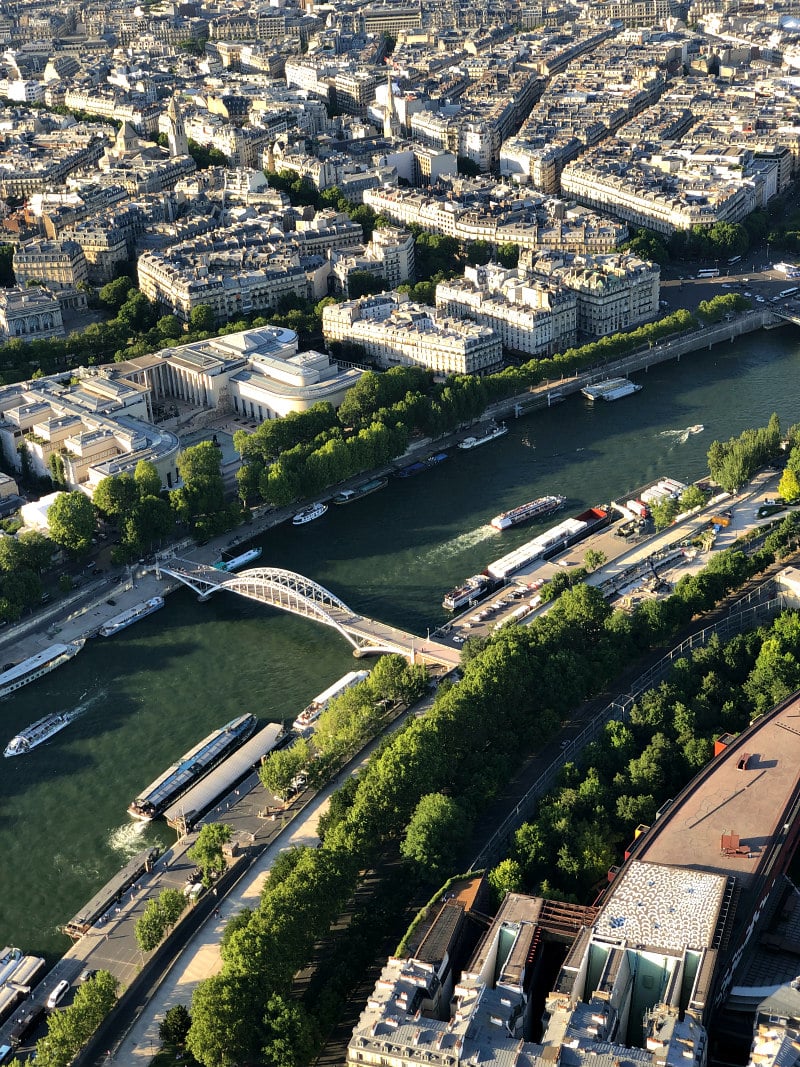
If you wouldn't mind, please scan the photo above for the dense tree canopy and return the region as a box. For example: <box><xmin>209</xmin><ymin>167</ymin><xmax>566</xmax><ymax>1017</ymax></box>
<box><xmin>47</xmin><ymin>491</ymin><xmax>96</xmax><ymax>555</ymax></box>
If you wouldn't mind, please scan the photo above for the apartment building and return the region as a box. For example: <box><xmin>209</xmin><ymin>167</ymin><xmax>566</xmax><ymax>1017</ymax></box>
<box><xmin>436</xmin><ymin>264</ymin><xmax>577</xmax><ymax>356</ymax></box>
<box><xmin>560</xmin><ymin>147</ymin><xmax>762</xmax><ymax>234</ymax></box>
<box><xmin>13</xmin><ymin>240</ymin><xmax>89</xmax><ymax>292</ymax></box>
<box><xmin>530</xmin><ymin>250</ymin><xmax>660</xmax><ymax>337</ymax></box>
<box><xmin>363</xmin><ymin>186</ymin><xmax>627</xmax><ymax>252</ymax></box>
<box><xmin>322</xmin><ymin>292</ymin><xmax>502</xmax><ymax>376</ymax></box>
<box><xmin>330</xmin><ymin>227</ymin><xmax>416</xmax><ymax>295</ymax></box>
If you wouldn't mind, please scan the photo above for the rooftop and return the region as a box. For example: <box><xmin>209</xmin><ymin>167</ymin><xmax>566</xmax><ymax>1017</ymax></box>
<box><xmin>594</xmin><ymin>861</ymin><xmax>727</xmax><ymax>953</ymax></box>
<box><xmin>636</xmin><ymin>692</ymin><xmax>800</xmax><ymax>891</ymax></box>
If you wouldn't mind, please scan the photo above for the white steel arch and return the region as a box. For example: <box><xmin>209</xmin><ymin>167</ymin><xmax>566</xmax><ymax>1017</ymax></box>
<box><xmin>157</xmin><ymin>558</ymin><xmax>407</xmax><ymax>656</ymax></box>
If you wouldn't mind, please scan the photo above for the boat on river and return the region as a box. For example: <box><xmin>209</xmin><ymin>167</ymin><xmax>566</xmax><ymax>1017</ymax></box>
<box><xmin>581</xmin><ymin>378</ymin><xmax>642</xmax><ymax>402</ymax></box>
<box><xmin>292</xmin><ymin>670</ymin><xmax>371</xmax><ymax>734</ymax></box>
<box><xmin>458</xmin><ymin>424</ymin><xmax>508</xmax><ymax>450</ymax></box>
<box><xmin>332</xmin><ymin>477</ymin><xmax>388</xmax><ymax>504</ymax></box>
<box><xmin>443</xmin><ymin>573</ymin><xmax>503</xmax><ymax>612</ymax></box>
<box><xmin>99</xmin><ymin>597</ymin><xmax>164</xmax><ymax>637</ymax></box>
<box><xmin>293</xmin><ymin>502</ymin><xmax>327</xmax><ymax>525</ymax></box>
<box><xmin>491</xmin><ymin>495</ymin><xmax>566</xmax><ymax>531</ymax></box>
<box><xmin>213</xmin><ymin>547</ymin><xmax>262</xmax><ymax>571</ymax></box>
<box><xmin>4</xmin><ymin>709</ymin><xmax>83</xmax><ymax>757</ymax></box>
<box><xmin>394</xmin><ymin>453</ymin><xmax>448</xmax><ymax>479</ymax></box>
<box><xmin>0</xmin><ymin>640</ymin><xmax>85</xmax><ymax>700</ymax></box>
<box><xmin>487</xmin><ymin>507</ymin><xmax>610</xmax><ymax>579</ymax></box>
<box><xmin>127</xmin><ymin>713</ymin><xmax>257</xmax><ymax>821</ymax></box>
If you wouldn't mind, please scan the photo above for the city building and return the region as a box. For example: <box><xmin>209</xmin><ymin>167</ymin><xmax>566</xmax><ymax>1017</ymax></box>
<box><xmin>527</xmin><ymin>250</ymin><xmax>660</xmax><ymax>337</ymax></box>
<box><xmin>0</xmin><ymin>286</ymin><xmax>64</xmax><ymax>342</ymax></box>
<box><xmin>120</xmin><ymin>326</ymin><xmax>364</xmax><ymax>422</ymax></box>
<box><xmin>330</xmin><ymin>226</ymin><xmax>416</xmax><ymax>295</ymax></box>
<box><xmin>349</xmin><ymin>684</ymin><xmax>800</xmax><ymax>1067</ymax></box>
<box><xmin>322</xmin><ymin>291</ymin><xmax>503</xmax><ymax>375</ymax></box>
<box><xmin>13</xmin><ymin>239</ymin><xmax>89</xmax><ymax>292</ymax></box>
<box><xmin>0</xmin><ymin>373</ymin><xmax>180</xmax><ymax>493</ymax></box>
<box><xmin>436</xmin><ymin>264</ymin><xmax>577</xmax><ymax>356</ymax></box>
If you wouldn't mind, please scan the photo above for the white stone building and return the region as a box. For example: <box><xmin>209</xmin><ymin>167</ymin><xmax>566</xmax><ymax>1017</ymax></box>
<box><xmin>322</xmin><ymin>292</ymin><xmax>502</xmax><ymax>376</ymax></box>
<box><xmin>0</xmin><ymin>287</ymin><xmax>64</xmax><ymax>342</ymax></box>
<box><xmin>436</xmin><ymin>264</ymin><xmax>578</xmax><ymax>357</ymax></box>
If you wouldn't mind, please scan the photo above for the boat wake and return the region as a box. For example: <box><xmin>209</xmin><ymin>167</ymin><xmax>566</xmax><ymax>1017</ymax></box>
<box><xmin>108</xmin><ymin>819</ymin><xmax>150</xmax><ymax>859</ymax></box>
<box><xmin>421</xmin><ymin>524</ymin><xmax>498</xmax><ymax>566</ymax></box>
<box><xmin>659</xmin><ymin>425</ymin><xmax>705</xmax><ymax>445</ymax></box>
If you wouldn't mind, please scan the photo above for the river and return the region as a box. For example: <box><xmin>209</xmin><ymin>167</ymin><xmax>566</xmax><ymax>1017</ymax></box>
<box><xmin>3</xmin><ymin>325</ymin><xmax>800</xmax><ymax>958</ymax></box>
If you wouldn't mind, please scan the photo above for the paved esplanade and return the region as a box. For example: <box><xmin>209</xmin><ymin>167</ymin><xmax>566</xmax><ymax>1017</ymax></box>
<box><xmin>158</xmin><ymin>558</ymin><xmax>462</xmax><ymax>668</ymax></box>
<box><xmin>107</xmin><ymin>704</ymin><xmax>419</xmax><ymax>1067</ymax></box>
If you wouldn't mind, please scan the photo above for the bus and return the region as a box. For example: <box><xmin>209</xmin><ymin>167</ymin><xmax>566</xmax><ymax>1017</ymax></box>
<box><xmin>727</xmin><ymin>255</ymin><xmax>742</xmax><ymax>265</ymax></box>
<box><xmin>697</xmin><ymin>268</ymin><xmax>720</xmax><ymax>278</ymax></box>
<box><xmin>779</xmin><ymin>287</ymin><xmax>799</xmax><ymax>298</ymax></box>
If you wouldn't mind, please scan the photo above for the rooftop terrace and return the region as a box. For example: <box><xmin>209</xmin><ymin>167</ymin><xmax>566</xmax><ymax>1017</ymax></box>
<box><xmin>636</xmin><ymin>692</ymin><xmax>800</xmax><ymax>892</ymax></box>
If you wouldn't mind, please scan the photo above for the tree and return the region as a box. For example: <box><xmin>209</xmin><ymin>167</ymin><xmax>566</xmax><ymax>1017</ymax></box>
<box><xmin>34</xmin><ymin>971</ymin><xmax>118</xmax><ymax>1067</ymax></box>
<box><xmin>157</xmin><ymin>314</ymin><xmax>183</xmax><ymax>340</ymax></box>
<box><xmin>779</xmin><ymin>467</ymin><xmax>800</xmax><ymax>502</ymax></box>
<box><xmin>0</xmin><ymin>244</ymin><xmax>14</xmax><ymax>286</ymax></box>
<box><xmin>188</xmin><ymin>822</ymin><xmax>232</xmax><ymax>885</ymax></box>
<box><xmin>17</xmin><ymin>530</ymin><xmax>53</xmax><ymax>573</ymax></box>
<box><xmin>174</xmin><ymin>441</ymin><xmax>226</xmax><ymax>526</ymax></box>
<box><xmin>47</xmin><ymin>491</ymin><xmax>95</xmax><ymax>555</ymax></box>
<box><xmin>651</xmin><ymin>496</ymin><xmax>680</xmax><ymax>531</ymax></box>
<box><xmin>400</xmin><ymin>793</ymin><xmax>470</xmax><ymax>878</ymax></box>
<box><xmin>190</xmin><ymin>304</ymin><xmax>216</xmax><ymax>332</ymax></box>
<box><xmin>347</xmin><ymin>271</ymin><xmax>383</xmax><ymax>299</ymax></box>
<box><xmin>679</xmin><ymin>485</ymin><xmax>706</xmax><ymax>511</ymax></box>
<box><xmin>497</xmin><ymin>242</ymin><xmax>520</xmax><ymax>269</ymax></box>
<box><xmin>92</xmin><ymin>473</ymin><xmax>138</xmax><ymax>520</ymax></box>
<box><xmin>259</xmin><ymin>739</ymin><xmax>309</xmax><ymax>800</ymax></box>
<box><xmin>370</xmin><ymin>653</ymin><xmax>427</xmax><ymax>704</ymax></box>
<box><xmin>487</xmin><ymin>858</ymin><xmax>524</xmax><ymax>904</ymax></box>
<box><xmin>134</xmin><ymin>459</ymin><xmax>163</xmax><ymax>500</ymax></box>
<box><xmin>99</xmin><ymin>276</ymin><xmax>134</xmax><ymax>312</ymax></box>
<box><xmin>583</xmin><ymin>549</ymin><xmax>607</xmax><ymax>572</ymax></box>
<box><xmin>261</xmin><ymin>993</ymin><xmax>317</xmax><ymax>1067</ymax></box>
<box><xmin>160</xmin><ymin>1004</ymin><xmax>191</xmax><ymax>1049</ymax></box>
<box><xmin>135</xmin><ymin>899</ymin><xmax>167</xmax><ymax>953</ymax></box>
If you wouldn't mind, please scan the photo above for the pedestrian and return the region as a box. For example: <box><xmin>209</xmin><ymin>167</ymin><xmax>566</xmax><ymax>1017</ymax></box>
<box><xmin>212</xmin><ymin>887</ymin><xmax>218</xmax><ymax>897</ymax></box>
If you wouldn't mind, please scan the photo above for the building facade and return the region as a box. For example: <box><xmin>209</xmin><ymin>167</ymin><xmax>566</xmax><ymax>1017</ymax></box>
<box><xmin>323</xmin><ymin>292</ymin><xmax>503</xmax><ymax>376</ymax></box>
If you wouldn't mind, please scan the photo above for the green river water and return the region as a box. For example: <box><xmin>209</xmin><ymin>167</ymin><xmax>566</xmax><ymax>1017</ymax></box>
<box><xmin>3</xmin><ymin>325</ymin><xmax>800</xmax><ymax>957</ymax></box>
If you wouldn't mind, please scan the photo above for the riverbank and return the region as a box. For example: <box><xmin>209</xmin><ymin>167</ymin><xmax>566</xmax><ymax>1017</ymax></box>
<box><xmin>0</xmin><ymin>308</ymin><xmax>784</xmax><ymax>672</ymax></box>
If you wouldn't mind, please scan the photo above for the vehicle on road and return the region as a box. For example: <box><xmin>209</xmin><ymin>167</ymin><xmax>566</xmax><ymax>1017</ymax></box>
<box><xmin>46</xmin><ymin>981</ymin><xmax>68</xmax><ymax>1010</ymax></box>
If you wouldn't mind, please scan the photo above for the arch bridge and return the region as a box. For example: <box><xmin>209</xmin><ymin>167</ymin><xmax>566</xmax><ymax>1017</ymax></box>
<box><xmin>156</xmin><ymin>558</ymin><xmax>459</xmax><ymax>667</ymax></box>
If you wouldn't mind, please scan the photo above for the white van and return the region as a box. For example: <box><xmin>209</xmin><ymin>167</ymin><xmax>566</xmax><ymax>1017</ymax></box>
<box><xmin>46</xmin><ymin>980</ymin><xmax>69</xmax><ymax>1009</ymax></box>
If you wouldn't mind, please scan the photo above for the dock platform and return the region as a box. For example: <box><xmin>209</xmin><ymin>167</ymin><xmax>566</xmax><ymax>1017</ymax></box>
<box><xmin>62</xmin><ymin>846</ymin><xmax>161</xmax><ymax>939</ymax></box>
<box><xmin>164</xmin><ymin>722</ymin><xmax>286</xmax><ymax>831</ymax></box>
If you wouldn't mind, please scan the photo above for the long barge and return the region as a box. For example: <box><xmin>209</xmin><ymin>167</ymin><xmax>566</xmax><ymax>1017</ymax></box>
<box><xmin>127</xmin><ymin>713</ymin><xmax>257</xmax><ymax>821</ymax></box>
<box><xmin>0</xmin><ymin>640</ymin><xmax>84</xmax><ymax>700</ymax></box>
<box><xmin>491</xmin><ymin>494</ymin><xmax>566</xmax><ymax>531</ymax></box>
<box><xmin>293</xmin><ymin>670</ymin><xmax>371</xmax><ymax>734</ymax></box>
<box><xmin>394</xmin><ymin>452</ymin><xmax>448</xmax><ymax>479</ymax></box>
<box><xmin>213</xmin><ymin>547</ymin><xmax>262</xmax><ymax>572</ymax></box>
<box><xmin>487</xmin><ymin>506</ymin><xmax>610</xmax><ymax>580</ymax></box>
<box><xmin>99</xmin><ymin>597</ymin><xmax>164</xmax><ymax>637</ymax></box>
